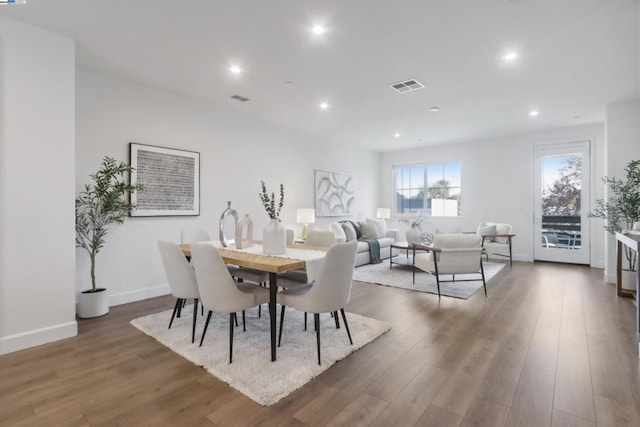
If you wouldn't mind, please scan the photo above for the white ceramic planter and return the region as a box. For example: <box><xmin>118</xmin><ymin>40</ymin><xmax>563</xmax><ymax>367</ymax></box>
<box><xmin>621</xmin><ymin>269</ymin><xmax>638</xmax><ymax>291</ymax></box>
<box><xmin>78</xmin><ymin>288</ymin><xmax>109</xmax><ymax>318</ymax></box>
<box><xmin>263</xmin><ymin>219</ymin><xmax>286</xmax><ymax>255</ymax></box>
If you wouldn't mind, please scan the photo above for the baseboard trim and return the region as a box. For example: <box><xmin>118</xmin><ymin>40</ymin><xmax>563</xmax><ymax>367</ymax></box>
<box><xmin>0</xmin><ymin>321</ymin><xmax>78</xmax><ymax>355</ymax></box>
<box><xmin>604</xmin><ymin>270</ymin><xmax>616</xmax><ymax>284</ymax></box>
<box><xmin>109</xmin><ymin>284</ymin><xmax>170</xmax><ymax>307</ymax></box>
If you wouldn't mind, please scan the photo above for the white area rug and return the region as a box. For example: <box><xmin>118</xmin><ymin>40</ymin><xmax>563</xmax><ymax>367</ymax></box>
<box><xmin>130</xmin><ymin>305</ymin><xmax>390</xmax><ymax>406</ymax></box>
<box><xmin>353</xmin><ymin>260</ymin><xmax>506</xmax><ymax>299</ymax></box>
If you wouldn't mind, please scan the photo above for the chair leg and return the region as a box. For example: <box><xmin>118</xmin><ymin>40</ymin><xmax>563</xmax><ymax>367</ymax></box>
<box><xmin>340</xmin><ymin>309</ymin><xmax>353</xmax><ymax>345</ymax></box>
<box><xmin>480</xmin><ymin>261</ymin><xmax>487</xmax><ymax>297</ymax></box>
<box><xmin>508</xmin><ymin>237</ymin><xmax>513</xmax><ymax>267</ymax></box>
<box><xmin>229</xmin><ymin>313</ymin><xmax>235</xmax><ymax>364</ymax></box>
<box><xmin>191</xmin><ymin>299</ymin><xmax>198</xmax><ymax>343</ymax></box>
<box><xmin>176</xmin><ymin>298</ymin><xmax>183</xmax><ymax>318</ymax></box>
<box><xmin>199</xmin><ymin>310</ymin><xmax>212</xmax><ymax>347</ymax></box>
<box><xmin>304</xmin><ymin>312</ymin><xmax>307</xmax><ymax>331</ymax></box>
<box><xmin>242</xmin><ymin>310</ymin><xmax>246</xmax><ymax>332</ymax></box>
<box><xmin>435</xmin><ymin>276</ymin><xmax>441</xmax><ymax>299</ymax></box>
<box><xmin>278</xmin><ymin>305</ymin><xmax>286</xmax><ymax>347</ymax></box>
<box><xmin>168</xmin><ymin>298</ymin><xmax>181</xmax><ymax>329</ymax></box>
<box><xmin>334</xmin><ymin>311</ymin><xmax>340</xmax><ymax>329</ymax></box>
<box><xmin>315</xmin><ymin>313</ymin><xmax>321</xmax><ymax>365</ymax></box>
<box><xmin>258</xmin><ymin>304</ymin><xmax>261</xmax><ymax>318</ymax></box>
<box><xmin>235</xmin><ymin>313</ymin><xmax>239</xmax><ymax>327</ymax></box>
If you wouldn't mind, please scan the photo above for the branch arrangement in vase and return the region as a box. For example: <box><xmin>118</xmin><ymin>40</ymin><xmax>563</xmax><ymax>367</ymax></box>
<box><xmin>259</xmin><ymin>181</ymin><xmax>285</xmax><ymax>222</ymax></box>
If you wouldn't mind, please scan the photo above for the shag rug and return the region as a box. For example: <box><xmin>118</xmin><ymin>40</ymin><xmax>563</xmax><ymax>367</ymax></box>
<box><xmin>130</xmin><ymin>305</ymin><xmax>390</xmax><ymax>406</ymax></box>
<box><xmin>353</xmin><ymin>260</ymin><xmax>506</xmax><ymax>299</ymax></box>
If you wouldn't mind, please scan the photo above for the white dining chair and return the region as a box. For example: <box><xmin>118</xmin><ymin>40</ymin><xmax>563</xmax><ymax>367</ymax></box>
<box><xmin>190</xmin><ymin>242</ymin><xmax>270</xmax><ymax>363</ymax></box>
<box><xmin>277</xmin><ymin>229</ymin><xmax>337</xmax><ymax>288</ymax></box>
<box><xmin>180</xmin><ymin>228</ymin><xmax>213</xmax><ymax>244</ymax></box>
<box><xmin>181</xmin><ymin>228</ymin><xmax>269</xmax><ymax>308</ymax></box>
<box><xmin>157</xmin><ymin>241</ymin><xmax>201</xmax><ymax>343</ymax></box>
<box><xmin>277</xmin><ymin>240</ymin><xmax>358</xmax><ymax>365</ymax></box>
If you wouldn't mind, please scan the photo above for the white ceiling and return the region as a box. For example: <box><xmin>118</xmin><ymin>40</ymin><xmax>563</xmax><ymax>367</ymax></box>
<box><xmin>2</xmin><ymin>0</ymin><xmax>638</xmax><ymax>152</ymax></box>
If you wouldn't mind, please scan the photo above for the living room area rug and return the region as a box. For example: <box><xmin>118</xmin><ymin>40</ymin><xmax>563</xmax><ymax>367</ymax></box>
<box><xmin>353</xmin><ymin>260</ymin><xmax>506</xmax><ymax>299</ymax></box>
<box><xmin>130</xmin><ymin>304</ymin><xmax>390</xmax><ymax>406</ymax></box>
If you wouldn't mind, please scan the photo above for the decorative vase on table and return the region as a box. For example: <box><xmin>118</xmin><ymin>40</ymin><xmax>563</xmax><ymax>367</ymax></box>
<box><xmin>263</xmin><ymin>219</ymin><xmax>286</xmax><ymax>255</ymax></box>
<box><xmin>406</xmin><ymin>226</ymin><xmax>422</xmax><ymax>244</ymax></box>
<box><xmin>236</xmin><ymin>214</ymin><xmax>254</xmax><ymax>249</ymax></box>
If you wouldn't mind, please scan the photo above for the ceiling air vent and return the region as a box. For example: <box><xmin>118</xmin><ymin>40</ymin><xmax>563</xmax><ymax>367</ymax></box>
<box><xmin>390</xmin><ymin>79</ymin><xmax>424</xmax><ymax>93</ymax></box>
<box><xmin>230</xmin><ymin>95</ymin><xmax>250</xmax><ymax>102</ymax></box>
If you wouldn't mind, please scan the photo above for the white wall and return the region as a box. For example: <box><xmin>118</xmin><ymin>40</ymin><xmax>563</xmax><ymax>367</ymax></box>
<box><xmin>0</xmin><ymin>16</ymin><xmax>77</xmax><ymax>354</ymax></box>
<box><xmin>75</xmin><ymin>69</ymin><xmax>379</xmax><ymax>306</ymax></box>
<box><xmin>603</xmin><ymin>99</ymin><xmax>640</xmax><ymax>281</ymax></box>
<box><xmin>379</xmin><ymin>124</ymin><xmax>606</xmax><ymax>267</ymax></box>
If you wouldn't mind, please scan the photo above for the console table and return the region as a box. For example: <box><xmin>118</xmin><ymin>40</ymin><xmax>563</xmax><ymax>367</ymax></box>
<box><xmin>615</xmin><ymin>232</ymin><xmax>640</xmax><ymax>333</ymax></box>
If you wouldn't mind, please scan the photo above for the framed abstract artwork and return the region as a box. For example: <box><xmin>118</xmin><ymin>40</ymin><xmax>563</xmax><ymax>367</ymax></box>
<box><xmin>129</xmin><ymin>143</ymin><xmax>200</xmax><ymax>216</ymax></box>
<box><xmin>314</xmin><ymin>169</ymin><xmax>355</xmax><ymax>217</ymax></box>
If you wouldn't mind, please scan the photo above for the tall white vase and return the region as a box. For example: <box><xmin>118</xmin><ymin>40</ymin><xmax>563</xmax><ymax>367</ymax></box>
<box><xmin>405</xmin><ymin>226</ymin><xmax>422</xmax><ymax>244</ymax></box>
<box><xmin>263</xmin><ymin>219</ymin><xmax>286</xmax><ymax>255</ymax></box>
<box><xmin>236</xmin><ymin>214</ymin><xmax>254</xmax><ymax>249</ymax></box>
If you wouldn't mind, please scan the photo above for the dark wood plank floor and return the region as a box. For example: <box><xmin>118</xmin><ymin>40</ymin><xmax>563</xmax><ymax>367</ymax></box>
<box><xmin>2</xmin><ymin>262</ymin><xmax>640</xmax><ymax>426</ymax></box>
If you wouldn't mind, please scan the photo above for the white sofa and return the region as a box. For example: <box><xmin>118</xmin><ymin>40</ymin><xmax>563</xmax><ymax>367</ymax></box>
<box><xmin>324</xmin><ymin>220</ymin><xmax>398</xmax><ymax>267</ymax></box>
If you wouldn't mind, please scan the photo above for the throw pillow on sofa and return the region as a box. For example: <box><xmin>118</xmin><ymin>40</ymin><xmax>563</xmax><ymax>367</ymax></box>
<box><xmin>341</xmin><ymin>222</ymin><xmax>357</xmax><ymax>242</ymax></box>
<box><xmin>366</xmin><ymin>218</ymin><xmax>386</xmax><ymax>237</ymax></box>
<box><xmin>331</xmin><ymin>222</ymin><xmax>347</xmax><ymax>243</ymax></box>
<box><xmin>358</xmin><ymin>221</ymin><xmax>381</xmax><ymax>239</ymax></box>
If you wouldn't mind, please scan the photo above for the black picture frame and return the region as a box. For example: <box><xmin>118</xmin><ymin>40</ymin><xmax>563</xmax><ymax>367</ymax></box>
<box><xmin>129</xmin><ymin>143</ymin><xmax>200</xmax><ymax>216</ymax></box>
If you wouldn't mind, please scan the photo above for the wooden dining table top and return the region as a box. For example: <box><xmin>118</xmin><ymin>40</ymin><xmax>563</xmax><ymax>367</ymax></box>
<box><xmin>179</xmin><ymin>242</ymin><xmax>325</xmax><ymax>274</ymax></box>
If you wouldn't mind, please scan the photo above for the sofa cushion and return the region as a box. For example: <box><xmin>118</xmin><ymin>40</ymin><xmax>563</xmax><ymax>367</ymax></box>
<box><xmin>341</xmin><ymin>222</ymin><xmax>357</xmax><ymax>242</ymax></box>
<box><xmin>356</xmin><ymin>241</ymin><xmax>370</xmax><ymax>253</ymax></box>
<box><xmin>378</xmin><ymin>237</ymin><xmax>394</xmax><ymax>248</ymax></box>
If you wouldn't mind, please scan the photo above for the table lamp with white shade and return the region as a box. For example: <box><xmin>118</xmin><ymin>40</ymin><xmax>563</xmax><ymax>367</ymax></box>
<box><xmin>297</xmin><ymin>208</ymin><xmax>316</xmax><ymax>240</ymax></box>
<box><xmin>376</xmin><ymin>208</ymin><xmax>391</xmax><ymax>224</ymax></box>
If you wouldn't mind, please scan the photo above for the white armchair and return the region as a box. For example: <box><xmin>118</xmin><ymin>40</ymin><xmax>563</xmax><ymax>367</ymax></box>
<box><xmin>477</xmin><ymin>222</ymin><xmax>515</xmax><ymax>266</ymax></box>
<box><xmin>414</xmin><ymin>234</ymin><xmax>486</xmax><ymax>298</ymax></box>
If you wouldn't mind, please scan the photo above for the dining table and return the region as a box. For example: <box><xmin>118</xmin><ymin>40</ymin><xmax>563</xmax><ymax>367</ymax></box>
<box><xmin>179</xmin><ymin>241</ymin><xmax>326</xmax><ymax>362</ymax></box>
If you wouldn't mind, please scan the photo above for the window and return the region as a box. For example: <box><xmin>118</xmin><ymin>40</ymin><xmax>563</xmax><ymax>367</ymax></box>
<box><xmin>394</xmin><ymin>161</ymin><xmax>461</xmax><ymax>217</ymax></box>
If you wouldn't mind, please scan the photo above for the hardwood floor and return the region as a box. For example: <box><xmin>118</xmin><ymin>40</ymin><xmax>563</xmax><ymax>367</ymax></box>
<box><xmin>2</xmin><ymin>262</ymin><xmax>640</xmax><ymax>426</ymax></box>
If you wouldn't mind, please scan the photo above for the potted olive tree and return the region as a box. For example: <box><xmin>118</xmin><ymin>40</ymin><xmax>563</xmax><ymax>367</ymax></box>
<box><xmin>75</xmin><ymin>157</ymin><xmax>143</xmax><ymax>318</ymax></box>
<box><xmin>590</xmin><ymin>159</ymin><xmax>640</xmax><ymax>289</ymax></box>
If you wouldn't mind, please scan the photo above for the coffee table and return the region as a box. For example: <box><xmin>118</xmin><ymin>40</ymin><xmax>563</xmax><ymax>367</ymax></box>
<box><xmin>390</xmin><ymin>242</ymin><xmax>428</xmax><ymax>282</ymax></box>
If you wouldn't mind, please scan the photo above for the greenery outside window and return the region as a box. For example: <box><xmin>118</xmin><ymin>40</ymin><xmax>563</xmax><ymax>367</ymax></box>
<box><xmin>394</xmin><ymin>162</ymin><xmax>461</xmax><ymax>217</ymax></box>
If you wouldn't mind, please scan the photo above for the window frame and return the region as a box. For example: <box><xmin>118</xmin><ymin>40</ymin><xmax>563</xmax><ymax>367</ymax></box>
<box><xmin>392</xmin><ymin>160</ymin><xmax>462</xmax><ymax>218</ymax></box>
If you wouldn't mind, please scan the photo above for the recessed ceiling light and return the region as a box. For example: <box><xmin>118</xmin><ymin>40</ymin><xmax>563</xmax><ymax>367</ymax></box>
<box><xmin>229</xmin><ymin>65</ymin><xmax>242</xmax><ymax>74</ymax></box>
<box><xmin>529</xmin><ymin>110</ymin><xmax>540</xmax><ymax>117</ymax></box>
<box><xmin>319</xmin><ymin>102</ymin><xmax>329</xmax><ymax>110</ymax></box>
<box><xmin>312</xmin><ymin>25</ymin><xmax>326</xmax><ymax>35</ymax></box>
<box><xmin>394</xmin><ymin>133</ymin><xmax>401</xmax><ymax>138</ymax></box>
<box><xmin>429</xmin><ymin>106</ymin><xmax>440</xmax><ymax>112</ymax></box>
<box><xmin>503</xmin><ymin>51</ymin><xmax>518</xmax><ymax>62</ymax></box>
